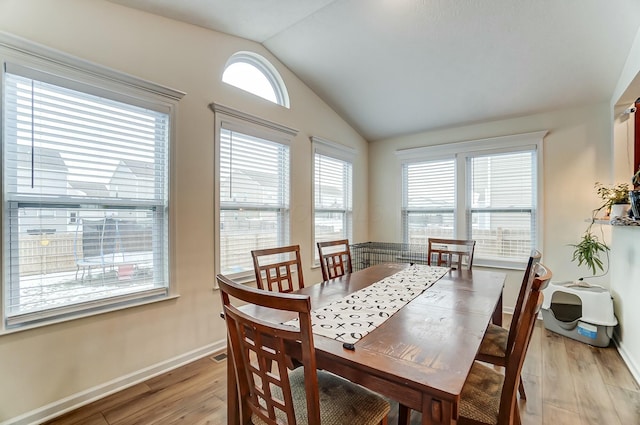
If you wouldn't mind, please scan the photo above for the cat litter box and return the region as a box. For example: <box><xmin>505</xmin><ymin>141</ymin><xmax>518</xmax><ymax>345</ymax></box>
<box><xmin>541</xmin><ymin>281</ymin><xmax>617</xmax><ymax>347</ymax></box>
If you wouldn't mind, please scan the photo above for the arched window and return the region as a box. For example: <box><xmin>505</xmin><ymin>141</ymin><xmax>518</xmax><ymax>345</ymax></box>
<box><xmin>222</xmin><ymin>52</ymin><xmax>289</xmax><ymax>108</ymax></box>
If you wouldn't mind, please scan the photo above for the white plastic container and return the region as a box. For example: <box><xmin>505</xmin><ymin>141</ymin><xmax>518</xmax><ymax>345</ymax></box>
<box><xmin>541</xmin><ymin>281</ymin><xmax>617</xmax><ymax>347</ymax></box>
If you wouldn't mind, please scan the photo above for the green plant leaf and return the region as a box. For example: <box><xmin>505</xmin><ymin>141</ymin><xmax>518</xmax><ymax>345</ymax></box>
<box><xmin>569</xmin><ymin>232</ymin><xmax>609</xmax><ymax>275</ymax></box>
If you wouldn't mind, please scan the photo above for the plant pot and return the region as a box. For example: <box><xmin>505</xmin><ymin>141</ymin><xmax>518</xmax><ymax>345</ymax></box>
<box><xmin>610</xmin><ymin>203</ymin><xmax>630</xmax><ymax>218</ymax></box>
<box><xmin>630</xmin><ymin>190</ymin><xmax>640</xmax><ymax>219</ymax></box>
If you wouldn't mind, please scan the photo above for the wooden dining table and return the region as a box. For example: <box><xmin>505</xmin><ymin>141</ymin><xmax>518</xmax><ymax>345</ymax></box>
<box><xmin>226</xmin><ymin>262</ymin><xmax>506</xmax><ymax>425</ymax></box>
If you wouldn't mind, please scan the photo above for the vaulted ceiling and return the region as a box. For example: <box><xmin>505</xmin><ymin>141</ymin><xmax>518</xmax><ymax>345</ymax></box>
<box><xmin>108</xmin><ymin>0</ymin><xmax>640</xmax><ymax>141</ymax></box>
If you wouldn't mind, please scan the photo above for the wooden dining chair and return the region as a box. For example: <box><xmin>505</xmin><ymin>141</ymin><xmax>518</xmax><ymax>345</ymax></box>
<box><xmin>475</xmin><ymin>250</ymin><xmax>542</xmax><ymax>400</ymax></box>
<box><xmin>317</xmin><ymin>239</ymin><xmax>353</xmax><ymax>281</ymax></box>
<box><xmin>217</xmin><ymin>274</ymin><xmax>391</xmax><ymax>425</ymax></box>
<box><xmin>427</xmin><ymin>237</ymin><xmax>504</xmax><ymax>325</ymax></box>
<box><xmin>457</xmin><ymin>262</ymin><xmax>552</xmax><ymax>425</ymax></box>
<box><xmin>251</xmin><ymin>245</ymin><xmax>304</xmax><ymax>293</ymax></box>
<box><xmin>397</xmin><ymin>263</ymin><xmax>552</xmax><ymax>425</ymax></box>
<box><xmin>427</xmin><ymin>238</ymin><xmax>476</xmax><ymax>270</ymax></box>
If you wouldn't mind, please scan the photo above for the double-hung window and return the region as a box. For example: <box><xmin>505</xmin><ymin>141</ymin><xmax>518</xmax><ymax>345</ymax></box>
<box><xmin>468</xmin><ymin>150</ymin><xmax>536</xmax><ymax>265</ymax></box>
<box><xmin>399</xmin><ymin>131</ymin><xmax>545</xmax><ymax>268</ymax></box>
<box><xmin>213</xmin><ymin>104</ymin><xmax>296</xmax><ymax>278</ymax></box>
<box><xmin>1</xmin><ymin>35</ymin><xmax>183</xmax><ymax>329</ymax></box>
<box><xmin>312</xmin><ymin>137</ymin><xmax>354</xmax><ymax>263</ymax></box>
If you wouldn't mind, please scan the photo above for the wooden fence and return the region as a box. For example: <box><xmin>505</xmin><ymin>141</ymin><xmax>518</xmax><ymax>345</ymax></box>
<box><xmin>19</xmin><ymin>232</ymin><xmax>76</xmax><ymax>276</ymax></box>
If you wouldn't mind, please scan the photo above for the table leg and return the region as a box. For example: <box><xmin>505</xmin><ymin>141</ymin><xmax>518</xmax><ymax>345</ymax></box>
<box><xmin>398</xmin><ymin>404</ymin><xmax>411</xmax><ymax>425</ymax></box>
<box><xmin>492</xmin><ymin>291</ymin><xmax>503</xmax><ymax>326</ymax></box>
<box><xmin>421</xmin><ymin>395</ymin><xmax>455</xmax><ymax>425</ymax></box>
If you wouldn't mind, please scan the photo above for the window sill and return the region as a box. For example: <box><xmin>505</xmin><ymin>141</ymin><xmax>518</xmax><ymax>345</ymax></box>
<box><xmin>0</xmin><ymin>293</ymin><xmax>180</xmax><ymax>336</ymax></box>
<box><xmin>474</xmin><ymin>260</ymin><xmax>527</xmax><ymax>271</ymax></box>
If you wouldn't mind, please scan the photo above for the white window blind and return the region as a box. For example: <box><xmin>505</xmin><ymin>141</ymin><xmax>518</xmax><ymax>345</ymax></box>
<box><xmin>219</xmin><ymin>128</ymin><xmax>290</xmax><ymax>276</ymax></box>
<box><xmin>468</xmin><ymin>150</ymin><xmax>536</xmax><ymax>264</ymax></box>
<box><xmin>402</xmin><ymin>159</ymin><xmax>456</xmax><ymax>244</ymax></box>
<box><xmin>314</xmin><ymin>151</ymin><xmax>353</xmax><ymax>259</ymax></box>
<box><xmin>2</xmin><ymin>62</ymin><xmax>174</xmax><ymax>328</ymax></box>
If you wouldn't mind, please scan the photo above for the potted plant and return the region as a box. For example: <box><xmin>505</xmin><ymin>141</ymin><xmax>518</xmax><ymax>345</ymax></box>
<box><xmin>569</xmin><ymin>229</ymin><xmax>609</xmax><ymax>276</ymax></box>
<box><xmin>594</xmin><ymin>181</ymin><xmax>630</xmax><ymax>218</ymax></box>
<box><xmin>568</xmin><ymin>183</ymin><xmax>619</xmax><ymax>280</ymax></box>
<box><xmin>631</xmin><ymin>166</ymin><xmax>640</xmax><ymax>219</ymax></box>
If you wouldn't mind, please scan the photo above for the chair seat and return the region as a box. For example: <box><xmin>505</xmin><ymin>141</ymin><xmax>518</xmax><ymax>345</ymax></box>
<box><xmin>252</xmin><ymin>368</ymin><xmax>390</xmax><ymax>425</ymax></box>
<box><xmin>478</xmin><ymin>323</ymin><xmax>508</xmax><ymax>359</ymax></box>
<box><xmin>459</xmin><ymin>362</ymin><xmax>504</xmax><ymax>425</ymax></box>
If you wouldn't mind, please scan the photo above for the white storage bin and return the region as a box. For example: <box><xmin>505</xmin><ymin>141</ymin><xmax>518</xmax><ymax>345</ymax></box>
<box><xmin>541</xmin><ymin>281</ymin><xmax>617</xmax><ymax>347</ymax></box>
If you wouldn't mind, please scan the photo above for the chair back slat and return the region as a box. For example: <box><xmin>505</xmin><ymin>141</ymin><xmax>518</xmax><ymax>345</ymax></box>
<box><xmin>251</xmin><ymin>245</ymin><xmax>304</xmax><ymax>293</ymax></box>
<box><xmin>427</xmin><ymin>238</ymin><xmax>476</xmax><ymax>270</ymax></box>
<box><xmin>317</xmin><ymin>239</ymin><xmax>353</xmax><ymax>281</ymax></box>
<box><xmin>506</xmin><ymin>250</ymin><xmax>542</xmax><ymax>352</ymax></box>
<box><xmin>218</xmin><ymin>274</ymin><xmax>320</xmax><ymax>425</ymax></box>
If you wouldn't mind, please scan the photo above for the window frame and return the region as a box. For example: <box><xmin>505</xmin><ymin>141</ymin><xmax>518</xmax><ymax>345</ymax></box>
<box><xmin>222</xmin><ymin>51</ymin><xmax>290</xmax><ymax>108</ymax></box>
<box><xmin>397</xmin><ymin>131</ymin><xmax>546</xmax><ymax>269</ymax></box>
<box><xmin>311</xmin><ymin>136</ymin><xmax>355</xmax><ymax>266</ymax></box>
<box><xmin>211</xmin><ymin>103</ymin><xmax>298</xmax><ymax>281</ymax></box>
<box><xmin>0</xmin><ymin>33</ymin><xmax>184</xmax><ymax>332</ymax></box>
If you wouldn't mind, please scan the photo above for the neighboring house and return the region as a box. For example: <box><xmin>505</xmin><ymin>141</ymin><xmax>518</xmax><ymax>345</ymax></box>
<box><xmin>110</xmin><ymin>159</ymin><xmax>155</xmax><ymax>200</ymax></box>
<box><xmin>67</xmin><ymin>180</ymin><xmax>110</xmax><ymax>198</ymax></box>
<box><xmin>16</xmin><ymin>146</ymin><xmax>69</xmax><ymax>234</ymax></box>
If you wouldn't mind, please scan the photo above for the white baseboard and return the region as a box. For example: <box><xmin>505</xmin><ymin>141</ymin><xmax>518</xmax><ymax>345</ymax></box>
<box><xmin>613</xmin><ymin>334</ymin><xmax>640</xmax><ymax>387</ymax></box>
<box><xmin>1</xmin><ymin>340</ymin><xmax>227</xmax><ymax>425</ymax></box>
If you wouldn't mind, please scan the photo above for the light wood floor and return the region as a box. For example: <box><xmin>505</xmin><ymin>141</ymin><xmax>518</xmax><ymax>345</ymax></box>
<box><xmin>44</xmin><ymin>321</ymin><xmax>640</xmax><ymax>425</ymax></box>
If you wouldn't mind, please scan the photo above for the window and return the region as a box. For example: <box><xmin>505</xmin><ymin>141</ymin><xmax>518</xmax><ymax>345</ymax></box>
<box><xmin>313</xmin><ymin>137</ymin><xmax>354</xmax><ymax>263</ymax></box>
<box><xmin>469</xmin><ymin>151</ymin><xmax>536</xmax><ymax>264</ymax></box>
<box><xmin>399</xmin><ymin>131</ymin><xmax>545</xmax><ymax>268</ymax></box>
<box><xmin>222</xmin><ymin>52</ymin><xmax>290</xmax><ymax>108</ymax></box>
<box><xmin>402</xmin><ymin>159</ymin><xmax>455</xmax><ymax>242</ymax></box>
<box><xmin>1</xmin><ymin>35</ymin><xmax>183</xmax><ymax>329</ymax></box>
<box><xmin>212</xmin><ymin>104</ymin><xmax>297</xmax><ymax>278</ymax></box>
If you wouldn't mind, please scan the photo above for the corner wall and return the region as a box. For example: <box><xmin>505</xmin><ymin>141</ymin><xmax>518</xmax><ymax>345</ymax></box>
<box><xmin>610</xmin><ymin>23</ymin><xmax>640</xmax><ymax>385</ymax></box>
<box><xmin>611</xmin><ymin>227</ymin><xmax>640</xmax><ymax>384</ymax></box>
<box><xmin>368</xmin><ymin>104</ymin><xmax>613</xmax><ymax>311</ymax></box>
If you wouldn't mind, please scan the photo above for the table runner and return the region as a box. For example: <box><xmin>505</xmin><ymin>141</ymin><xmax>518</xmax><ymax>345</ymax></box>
<box><xmin>287</xmin><ymin>264</ymin><xmax>449</xmax><ymax>344</ymax></box>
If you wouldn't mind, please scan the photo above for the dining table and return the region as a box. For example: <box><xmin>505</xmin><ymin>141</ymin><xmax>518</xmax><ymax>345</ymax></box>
<box><xmin>226</xmin><ymin>262</ymin><xmax>506</xmax><ymax>425</ymax></box>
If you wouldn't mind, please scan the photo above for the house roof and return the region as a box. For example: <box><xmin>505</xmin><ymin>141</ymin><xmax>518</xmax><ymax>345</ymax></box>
<box><xmin>67</xmin><ymin>181</ymin><xmax>110</xmax><ymax>198</ymax></box>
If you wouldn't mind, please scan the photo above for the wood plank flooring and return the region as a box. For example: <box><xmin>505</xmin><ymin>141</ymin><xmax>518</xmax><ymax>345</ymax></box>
<box><xmin>44</xmin><ymin>321</ymin><xmax>640</xmax><ymax>425</ymax></box>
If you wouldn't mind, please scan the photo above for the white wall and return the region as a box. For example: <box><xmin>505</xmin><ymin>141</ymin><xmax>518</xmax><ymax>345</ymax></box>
<box><xmin>368</xmin><ymin>104</ymin><xmax>614</xmax><ymax>310</ymax></box>
<box><xmin>0</xmin><ymin>0</ymin><xmax>369</xmax><ymax>422</ymax></box>
<box><xmin>611</xmin><ymin>20</ymin><xmax>639</xmax><ymax>185</ymax></box>
<box><xmin>612</xmin><ymin>24</ymin><xmax>640</xmax><ymax>110</ymax></box>
<box><xmin>612</xmin><ymin>105</ymin><xmax>635</xmax><ymax>184</ymax></box>
<box><xmin>611</xmin><ymin>226</ymin><xmax>640</xmax><ymax>383</ymax></box>
<box><xmin>610</xmin><ymin>24</ymin><xmax>640</xmax><ymax>385</ymax></box>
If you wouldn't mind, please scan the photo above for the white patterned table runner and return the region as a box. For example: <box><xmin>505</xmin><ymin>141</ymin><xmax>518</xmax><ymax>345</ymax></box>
<box><xmin>287</xmin><ymin>264</ymin><xmax>449</xmax><ymax>344</ymax></box>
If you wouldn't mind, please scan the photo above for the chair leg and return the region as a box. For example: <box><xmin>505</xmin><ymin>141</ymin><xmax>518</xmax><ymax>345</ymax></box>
<box><xmin>514</xmin><ymin>400</ymin><xmax>522</xmax><ymax>425</ymax></box>
<box><xmin>518</xmin><ymin>378</ymin><xmax>527</xmax><ymax>400</ymax></box>
<box><xmin>398</xmin><ymin>404</ymin><xmax>411</xmax><ymax>425</ymax></box>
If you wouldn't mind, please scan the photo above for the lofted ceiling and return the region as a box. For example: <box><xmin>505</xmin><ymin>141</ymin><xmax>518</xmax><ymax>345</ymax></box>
<box><xmin>108</xmin><ymin>0</ymin><xmax>640</xmax><ymax>141</ymax></box>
